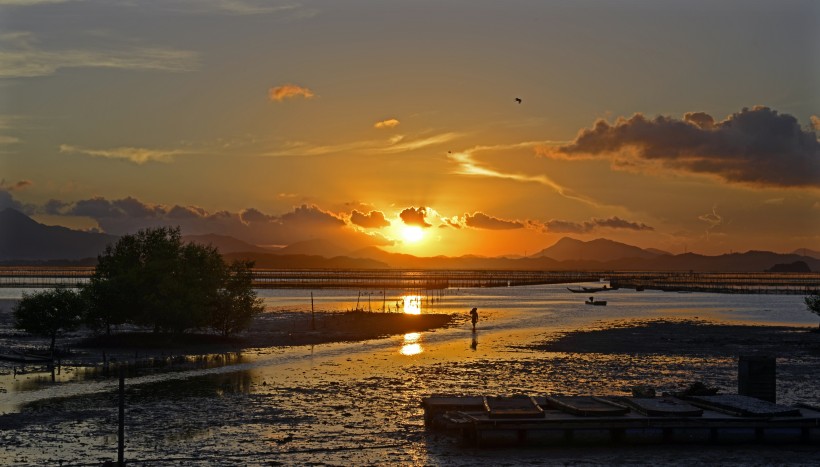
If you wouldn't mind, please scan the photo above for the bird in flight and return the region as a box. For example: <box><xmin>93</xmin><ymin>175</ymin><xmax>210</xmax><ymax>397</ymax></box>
<box><xmin>514</xmin><ymin>97</ymin><xmax>522</xmax><ymax>104</ymax></box>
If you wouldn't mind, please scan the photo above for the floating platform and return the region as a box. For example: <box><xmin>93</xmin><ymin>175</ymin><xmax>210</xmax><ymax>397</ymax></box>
<box><xmin>422</xmin><ymin>394</ymin><xmax>820</xmax><ymax>447</ymax></box>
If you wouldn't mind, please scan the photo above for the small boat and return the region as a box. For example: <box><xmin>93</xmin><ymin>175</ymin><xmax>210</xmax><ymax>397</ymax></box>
<box><xmin>585</xmin><ymin>298</ymin><xmax>607</xmax><ymax>306</ymax></box>
<box><xmin>582</xmin><ymin>286</ymin><xmax>608</xmax><ymax>293</ymax></box>
<box><xmin>567</xmin><ymin>287</ymin><xmax>586</xmax><ymax>293</ymax></box>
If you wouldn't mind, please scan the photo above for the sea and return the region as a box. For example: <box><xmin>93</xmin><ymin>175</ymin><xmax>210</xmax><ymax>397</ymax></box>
<box><xmin>1</xmin><ymin>283</ymin><xmax>818</xmax><ymax>466</ymax></box>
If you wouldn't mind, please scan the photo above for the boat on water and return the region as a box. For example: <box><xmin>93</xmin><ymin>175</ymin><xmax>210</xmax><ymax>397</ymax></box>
<box><xmin>585</xmin><ymin>297</ymin><xmax>607</xmax><ymax>306</ymax></box>
<box><xmin>567</xmin><ymin>285</ymin><xmax>609</xmax><ymax>293</ymax></box>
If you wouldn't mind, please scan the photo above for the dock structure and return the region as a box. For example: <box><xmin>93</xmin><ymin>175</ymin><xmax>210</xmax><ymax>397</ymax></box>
<box><xmin>422</xmin><ymin>394</ymin><xmax>820</xmax><ymax>447</ymax></box>
<box><xmin>1</xmin><ymin>267</ymin><xmax>818</xmax><ymax>294</ymax></box>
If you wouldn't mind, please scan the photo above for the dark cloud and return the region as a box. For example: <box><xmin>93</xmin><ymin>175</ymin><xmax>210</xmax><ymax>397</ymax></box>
<box><xmin>280</xmin><ymin>204</ymin><xmax>345</xmax><ymax>227</ymax></box>
<box><xmin>400</xmin><ymin>207</ymin><xmax>432</xmax><ymax>228</ymax></box>
<box><xmin>69</xmin><ymin>197</ymin><xmax>124</xmax><ymax>218</ymax></box>
<box><xmin>168</xmin><ymin>205</ymin><xmax>208</xmax><ymax>219</ymax></box>
<box><xmin>44</xmin><ymin>199</ymin><xmax>69</xmax><ymax>215</ymax></box>
<box><xmin>112</xmin><ymin>196</ymin><xmax>164</xmax><ymax>218</ymax></box>
<box><xmin>239</xmin><ymin>208</ymin><xmax>272</xmax><ymax>224</ymax></box>
<box><xmin>350</xmin><ymin>210</ymin><xmax>390</xmax><ymax>228</ymax></box>
<box><xmin>0</xmin><ymin>190</ymin><xmax>27</xmax><ymax>212</ymax></box>
<box><xmin>545</xmin><ymin>106</ymin><xmax>820</xmax><ymax>188</ymax></box>
<box><xmin>545</xmin><ymin>216</ymin><xmax>654</xmax><ymax>234</ymax></box>
<box><xmin>464</xmin><ymin>212</ymin><xmax>524</xmax><ymax>230</ymax></box>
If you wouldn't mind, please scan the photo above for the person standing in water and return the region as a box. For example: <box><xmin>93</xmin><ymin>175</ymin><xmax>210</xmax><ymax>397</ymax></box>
<box><xmin>469</xmin><ymin>307</ymin><xmax>478</xmax><ymax>331</ymax></box>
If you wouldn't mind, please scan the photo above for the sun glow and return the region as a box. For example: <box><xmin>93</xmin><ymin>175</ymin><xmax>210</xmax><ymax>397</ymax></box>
<box><xmin>401</xmin><ymin>226</ymin><xmax>424</xmax><ymax>243</ymax></box>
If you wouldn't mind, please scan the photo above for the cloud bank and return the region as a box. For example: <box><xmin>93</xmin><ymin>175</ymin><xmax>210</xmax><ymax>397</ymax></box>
<box><xmin>540</xmin><ymin>106</ymin><xmax>820</xmax><ymax>188</ymax></box>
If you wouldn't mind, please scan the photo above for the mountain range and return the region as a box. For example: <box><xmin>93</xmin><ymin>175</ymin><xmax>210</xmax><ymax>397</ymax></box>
<box><xmin>1</xmin><ymin>208</ymin><xmax>818</xmax><ymax>272</ymax></box>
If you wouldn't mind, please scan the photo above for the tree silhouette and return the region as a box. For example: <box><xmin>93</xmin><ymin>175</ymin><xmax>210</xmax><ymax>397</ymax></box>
<box><xmin>806</xmin><ymin>292</ymin><xmax>820</xmax><ymax>329</ymax></box>
<box><xmin>14</xmin><ymin>286</ymin><xmax>84</xmax><ymax>355</ymax></box>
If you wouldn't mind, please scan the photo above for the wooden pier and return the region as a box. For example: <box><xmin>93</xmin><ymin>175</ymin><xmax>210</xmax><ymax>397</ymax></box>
<box><xmin>422</xmin><ymin>394</ymin><xmax>820</xmax><ymax>447</ymax></box>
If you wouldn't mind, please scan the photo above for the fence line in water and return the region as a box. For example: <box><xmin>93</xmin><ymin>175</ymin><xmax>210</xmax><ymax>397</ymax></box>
<box><xmin>0</xmin><ymin>267</ymin><xmax>818</xmax><ymax>294</ymax></box>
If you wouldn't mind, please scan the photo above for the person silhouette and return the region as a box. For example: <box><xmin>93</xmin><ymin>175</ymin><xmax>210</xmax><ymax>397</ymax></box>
<box><xmin>469</xmin><ymin>307</ymin><xmax>478</xmax><ymax>331</ymax></box>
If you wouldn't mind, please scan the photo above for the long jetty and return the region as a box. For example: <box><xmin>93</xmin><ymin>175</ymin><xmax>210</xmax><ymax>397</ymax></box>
<box><xmin>0</xmin><ymin>267</ymin><xmax>818</xmax><ymax>294</ymax></box>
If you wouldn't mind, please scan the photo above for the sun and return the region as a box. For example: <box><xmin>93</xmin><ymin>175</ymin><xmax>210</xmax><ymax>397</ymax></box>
<box><xmin>401</xmin><ymin>226</ymin><xmax>425</xmax><ymax>243</ymax></box>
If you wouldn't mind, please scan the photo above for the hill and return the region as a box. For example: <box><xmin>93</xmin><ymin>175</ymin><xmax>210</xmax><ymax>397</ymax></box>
<box><xmin>0</xmin><ymin>208</ymin><xmax>117</xmax><ymax>262</ymax></box>
<box><xmin>183</xmin><ymin>234</ymin><xmax>275</xmax><ymax>254</ymax></box>
<box><xmin>531</xmin><ymin>237</ymin><xmax>666</xmax><ymax>262</ymax></box>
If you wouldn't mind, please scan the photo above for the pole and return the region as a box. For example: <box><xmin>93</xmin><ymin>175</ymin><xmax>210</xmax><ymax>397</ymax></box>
<box><xmin>118</xmin><ymin>367</ymin><xmax>125</xmax><ymax>466</ymax></box>
<box><xmin>311</xmin><ymin>292</ymin><xmax>315</xmax><ymax>330</ymax></box>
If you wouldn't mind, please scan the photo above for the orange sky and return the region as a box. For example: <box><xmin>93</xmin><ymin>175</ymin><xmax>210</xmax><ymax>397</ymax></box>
<box><xmin>1</xmin><ymin>1</ymin><xmax>818</xmax><ymax>257</ymax></box>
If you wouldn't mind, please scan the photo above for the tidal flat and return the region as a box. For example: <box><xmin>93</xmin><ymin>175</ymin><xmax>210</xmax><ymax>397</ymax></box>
<box><xmin>1</xmin><ymin>285</ymin><xmax>819</xmax><ymax>465</ymax></box>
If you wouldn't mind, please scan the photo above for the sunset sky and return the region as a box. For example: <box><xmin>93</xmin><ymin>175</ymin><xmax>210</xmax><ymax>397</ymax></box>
<box><xmin>1</xmin><ymin>0</ymin><xmax>818</xmax><ymax>257</ymax></box>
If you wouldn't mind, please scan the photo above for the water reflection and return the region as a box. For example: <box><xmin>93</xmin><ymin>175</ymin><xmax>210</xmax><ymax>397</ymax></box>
<box><xmin>402</xmin><ymin>295</ymin><xmax>422</xmax><ymax>314</ymax></box>
<box><xmin>470</xmin><ymin>333</ymin><xmax>478</xmax><ymax>351</ymax></box>
<box><xmin>400</xmin><ymin>332</ymin><xmax>423</xmax><ymax>356</ymax></box>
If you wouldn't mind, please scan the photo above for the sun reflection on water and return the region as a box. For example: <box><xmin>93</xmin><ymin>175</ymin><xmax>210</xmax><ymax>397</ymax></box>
<box><xmin>400</xmin><ymin>332</ymin><xmax>423</xmax><ymax>355</ymax></box>
<box><xmin>402</xmin><ymin>295</ymin><xmax>422</xmax><ymax>314</ymax></box>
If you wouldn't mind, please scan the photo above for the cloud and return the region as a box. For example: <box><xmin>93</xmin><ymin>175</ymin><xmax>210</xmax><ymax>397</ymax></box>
<box><xmin>697</xmin><ymin>206</ymin><xmax>723</xmax><ymax>228</ymax></box>
<box><xmin>0</xmin><ymin>189</ymin><xmax>29</xmax><ymax>212</ymax></box>
<box><xmin>374</xmin><ymin>118</ymin><xmax>400</xmax><ymax>129</ymax></box>
<box><xmin>811</xmin><ymin>115</ymin><xmax>820</xmax><ymax>131</ymax></box>
<box><xmin>0</xmin><ymin>135</ymin><xmax>20</xmax><ymax>144</ymax></box>
<box><xmin>268</xmin><ymin>84</ymin><xmax>315</xmax><ymax>101</ymax></box>
<box><xmin>400</xmin><ymin>207</ymin><xmax>432</xmax><ymax>228</ymax></box>
<box><xmin>447</xmin><ymin>143</ymin><xmax>603</xmax><ymax>208</ymax></box>
<box><xmin>0</xmin><ymin>33</ymin><xmax>199</xmax><ymax>78</ymax></box>
<box><xmin>540</xmin><ymin>106</ymin><xmax>820</xmax><ymax>188</ymax></box>
<box><xmin>350</xmin><ymin>210</ymin><xmax>390</xmax><ymax>228</ymax></box>
<box><xmin>59</xmin><ymin>144</ymin><xmax>185</xmax><ymax>164</ymax></box>
<box><xmin>0</xmin><ymin>179</ymin><xmax>32</xmax><ymax>191</ymax></box>
<box><xmin>266</xmin><ymin>131</ymin><xmax>461</xmax><ymax>157</ymax></box>
<box><xmin>545</xmin><ymin>216</ymin><xmax>654</xmax><ymax>234</ymax></box>
<box><xmin>464</xmin><ymin>212</ymin><xmax>524</xmax><ymax>230</ymax></box>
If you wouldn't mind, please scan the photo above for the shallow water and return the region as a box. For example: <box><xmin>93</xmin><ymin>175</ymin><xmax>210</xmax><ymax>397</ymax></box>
<box><xmin>1</xmin><ymin>284</ymin><xmax>818</xmax><ymax>466</ymax></box>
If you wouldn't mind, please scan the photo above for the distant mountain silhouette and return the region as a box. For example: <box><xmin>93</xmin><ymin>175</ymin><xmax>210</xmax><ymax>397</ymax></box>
<box><xmin>275</xmin><ymin>238</ymin><xmax>351</xmax><ymax>257</ymax></box>
<box><xmin>792</xmin><ymin>248</ymin><xmax>820</xmax><ymax>260</ymax></box>
<box><xmin>2</xmin><ymin>209</ymin><xmax>818</xmax><ymax>272</ymax></box>
<box><xmin>531</xmin><ymin>237</ymin><xmax>665</xmax><ymax>262</ymax></box>
<box><xmin>0</xmin><ymin>208</ymin><xmax>117</xmax><ymax>261</ymax></box>
<box><xmin>183</xmin><ymin>234</ymin><xmax>276</xmax><ymax>254</ymax></box>
<box><xmin>766</xmin><ymin>261</ymin><xmax>811</xmax><ymax>273</ymax></box>
<box><xmin>223</xmin><ymin>252</ymin><xmax>388</xmax><ymax>269</ymax></box>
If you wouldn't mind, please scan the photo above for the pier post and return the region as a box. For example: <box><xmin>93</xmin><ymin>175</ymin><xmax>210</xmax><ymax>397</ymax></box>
<box><xmin>118</xmin><ymin>366</ymin><xmax>125</xmax><ymax>466</ymax></box>
<box><xmin>738</xmin><ymin>355</ymin><xmax>776</xmax><ymax>402</ymax></box>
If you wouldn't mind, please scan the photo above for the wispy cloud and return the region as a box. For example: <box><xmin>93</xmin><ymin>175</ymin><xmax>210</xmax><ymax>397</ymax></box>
<box><xmin>374</xmin><ymin>118</ymin><xmax>400</xmax><ymax>129</ymax></box>
<box><xmin>268</xmin><ymin>84</ymin><xmax>315</xmax><ymax>101</ymax></box>
<box><xmin>447</xmin><ymin>142</ymin><xmax>602</xmax><ymax>207</ymax></box>
<box><xmin>266</xmin><ymin>132</ymin><xmax>461</xmax><ymax>157</ymax></box>
<box><xmin>59</xmin><ymin>144</ymin><xmax>187</xmax><ymax>164</ymax></box>
<box><xmin>540</xmin><ymin>106</ymin><xmax>820</xmax><ymax>188</ymax></box>
<box><xmin>0</xmin><ymin>179</ymin><xmax>32</xmax><ymax>191</ymax></box>
<box><xmin>0</xmin><ymin>32</ymin><xmax>199</xmax><ymax>78</ymax></box>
